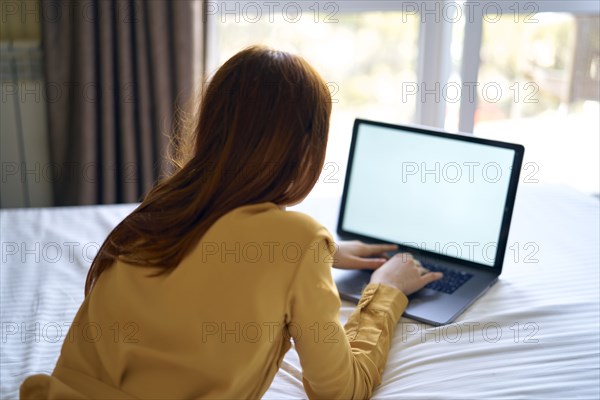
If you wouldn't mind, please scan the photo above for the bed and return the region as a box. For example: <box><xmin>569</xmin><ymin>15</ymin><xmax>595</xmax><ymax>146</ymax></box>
<box><xmin>1</xmin><ymin>183</ymin><xmax>599</xmax><ymax>399</ymax></box>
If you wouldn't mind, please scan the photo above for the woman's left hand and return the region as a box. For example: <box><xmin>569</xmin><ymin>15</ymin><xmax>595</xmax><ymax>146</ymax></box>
<box><xmin>332</xmin><ymin>240</ymin><xmax>398</xmax><ymax>270</ymax></box>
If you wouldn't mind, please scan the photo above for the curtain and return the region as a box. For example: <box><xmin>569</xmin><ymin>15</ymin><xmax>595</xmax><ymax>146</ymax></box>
<box><xmin>41</xmin><ymin>0</ymin><xmax>202</xmax><ymax>206</ymax></box>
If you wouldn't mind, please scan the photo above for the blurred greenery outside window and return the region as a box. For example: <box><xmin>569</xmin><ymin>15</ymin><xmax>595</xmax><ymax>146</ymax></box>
<box><xmin>206</xmin><ymin>1</ymin><xmax>599</xmax><ymax>196</ymax></box>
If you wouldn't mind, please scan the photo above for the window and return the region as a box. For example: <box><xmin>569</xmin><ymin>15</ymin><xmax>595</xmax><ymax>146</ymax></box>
<box><xmin>474</xmin><ymin>12</ymin><xmax>599</xmax><ymax>194</ymax></box>
<box><xmin>207</xmin><ymin>3</ymin><xmax>420</xmax><ymax>196</ymax></box>
<box><xmin>204</xmin><ymin>1</ymin><xmax>600</xmax><ymax>197</ymax></box>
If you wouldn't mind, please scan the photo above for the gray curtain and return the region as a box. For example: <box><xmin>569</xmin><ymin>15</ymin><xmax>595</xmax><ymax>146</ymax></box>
<box><xmin>41</xmin><ymin>0</ymin><xmax>199</xmax><ymax>206</ymax></box>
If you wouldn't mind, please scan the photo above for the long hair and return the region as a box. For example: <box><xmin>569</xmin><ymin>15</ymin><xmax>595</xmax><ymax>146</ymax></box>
<box><xmin>85</xmin><ymin>46</ymin><xmax>332</xmax><ymax>295</ymax></box>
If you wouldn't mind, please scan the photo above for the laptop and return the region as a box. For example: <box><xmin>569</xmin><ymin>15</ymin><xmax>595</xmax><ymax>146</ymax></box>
<box><xmin>333</xmin><ymin>118</ymin><xmax>524</xmax><ymax>326</ymax></box>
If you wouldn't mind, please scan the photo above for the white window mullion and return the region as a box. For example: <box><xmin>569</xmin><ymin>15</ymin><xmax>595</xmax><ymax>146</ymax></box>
<box><xmin>415</xmin><ymin>1</ymin><xmax>453</xmax><ymax>128</ymax></box>
<box><xmin>457</xmin><ymin>15</ymin><xmax>482</xmax><ymax>134</ymax></box>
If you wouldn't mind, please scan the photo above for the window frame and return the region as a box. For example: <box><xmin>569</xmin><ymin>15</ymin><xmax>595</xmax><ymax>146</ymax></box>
<box><xmin>203</xmin><ymin>0</ymin><xmax>600</xmax><ymax>132</ymax></box>
<box><xmin>458</xmin><ymin>0</ymin><xmax>599</xmax><ymax>132</ymax></box>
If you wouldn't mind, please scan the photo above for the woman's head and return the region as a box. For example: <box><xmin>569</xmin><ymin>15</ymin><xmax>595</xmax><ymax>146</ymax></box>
<box><xmin>187</xmin><ymin>46</ymin><xmax>331</xmax><ymax>204</ymax></box>
<box><xmin>85</xmin><ymin>46</ymin><xmax>331</xmax><ymax>294</ymax></box>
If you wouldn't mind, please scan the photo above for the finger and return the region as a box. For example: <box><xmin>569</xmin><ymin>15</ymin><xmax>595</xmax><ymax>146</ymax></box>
<box><xmin>393</xmin><ymin>252</ymin><xmax>413</xmax><ymax>262</ymax></box>
<box><xmin>362</xmin><ymin>243</ymin><xmax>399</xmax><ymax>255</ymax></box>
<box><xmin>420</xmin><ymin>272</ymin><xmax>444</xmax><ymax>285</ymax></box>
<box><xmin>351</xmin><ymin>256</ymin><xmax>388</xmax><ymax>269</ymax></box>
<box><xmin>417</xmin><ymin>266</ymin><xmax>430</xmax><ymax>275</ymax></box>
<box><xmin>374</xmin><ymin>252</ymin><xmax>392</xmax><ymax>260</ymax></box>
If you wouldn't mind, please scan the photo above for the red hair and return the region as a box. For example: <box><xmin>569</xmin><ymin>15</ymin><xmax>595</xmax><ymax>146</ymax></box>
<box><xmin>85</xmin><ymin>46</ymin><xmax>332</xmax><ymax>295</ymax></box>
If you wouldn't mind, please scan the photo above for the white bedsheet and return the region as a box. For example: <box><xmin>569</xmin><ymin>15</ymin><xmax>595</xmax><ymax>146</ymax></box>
<box><xmin>1</xmin><ymin>184</ymin><xmax>598</xmax><ymax>399</ymax></box>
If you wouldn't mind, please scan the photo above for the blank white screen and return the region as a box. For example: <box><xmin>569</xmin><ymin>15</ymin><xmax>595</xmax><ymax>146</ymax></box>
<box><xmin>342</xmin><ymin>123</ymin><xmax>516</xmax><ymax>266</ymax></box>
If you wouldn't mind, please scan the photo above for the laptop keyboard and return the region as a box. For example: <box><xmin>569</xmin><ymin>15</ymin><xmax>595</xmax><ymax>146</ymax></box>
<box><xmin>422</xmin><ymin>262</ymin><xmax>474</xmax><ymax>294</ymax></box>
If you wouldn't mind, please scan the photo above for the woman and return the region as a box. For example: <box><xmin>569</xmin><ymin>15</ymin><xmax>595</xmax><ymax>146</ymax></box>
<box><xmin>21</xmin><ymin>45</ymin><xmax>442</xmax><ymax>399</ymax></box>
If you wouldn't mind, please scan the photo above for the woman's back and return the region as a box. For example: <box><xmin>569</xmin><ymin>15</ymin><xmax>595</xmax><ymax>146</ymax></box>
<box><xmin>21</xmin><ymin>202</ymin><xmax>337</xmax><ymax>398</ymax></box>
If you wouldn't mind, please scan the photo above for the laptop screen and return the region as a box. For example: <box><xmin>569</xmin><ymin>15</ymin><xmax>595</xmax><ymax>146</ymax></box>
<box><xmin>340</xmin><ymin>120</ymin><xmax>519</xmax><ymax>267</ymax></box>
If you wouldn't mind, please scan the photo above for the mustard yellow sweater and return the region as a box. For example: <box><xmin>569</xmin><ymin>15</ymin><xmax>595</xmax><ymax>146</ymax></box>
<box><xmin>20</xmin><ymin>202</ymin><xmax>408</xmax><ymax>399</ymax></box>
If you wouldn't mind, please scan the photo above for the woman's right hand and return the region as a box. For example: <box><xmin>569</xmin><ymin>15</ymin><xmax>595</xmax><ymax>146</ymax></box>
<box><xmin>369</xmin><ymin>253</ymin><xmax>443</xmax><ymax>296</ymax></box>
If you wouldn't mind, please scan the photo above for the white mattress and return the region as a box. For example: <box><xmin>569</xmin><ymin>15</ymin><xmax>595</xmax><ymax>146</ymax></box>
<box><xmin>1</xmin><ymin>184</ymin><xmax>598</xmax><ymax>399</ymax></box>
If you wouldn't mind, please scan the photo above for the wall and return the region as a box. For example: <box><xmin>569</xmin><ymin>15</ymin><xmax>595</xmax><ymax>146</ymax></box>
<box><xmin>0</xmin><ymin>0</ymin><xmax>53</xmax><ymax>207</ymax></box>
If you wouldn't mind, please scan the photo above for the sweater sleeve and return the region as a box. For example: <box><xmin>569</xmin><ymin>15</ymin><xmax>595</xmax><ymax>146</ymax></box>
<box><xmin>287</xmin><ymin>229</ymin><xmax>408</xmax><ymax>399</ymax></box>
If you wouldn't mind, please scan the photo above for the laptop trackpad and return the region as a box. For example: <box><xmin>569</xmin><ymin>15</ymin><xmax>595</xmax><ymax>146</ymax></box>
<box><xmin>333</xmin><ymin>269</ymin><xmax>372</xmax><ymax>301</ymax></box>
<box><xmin>405</xmin><ymin>289</ymin><xmax>473</xmax><ymax>326</ymax></box>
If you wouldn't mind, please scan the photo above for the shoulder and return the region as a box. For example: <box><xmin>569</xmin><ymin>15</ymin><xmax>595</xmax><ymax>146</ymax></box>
<box><xmin>223</xmin><ymin>202</ymin><xmax>333</xmax><ymax>244</ymax></box>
